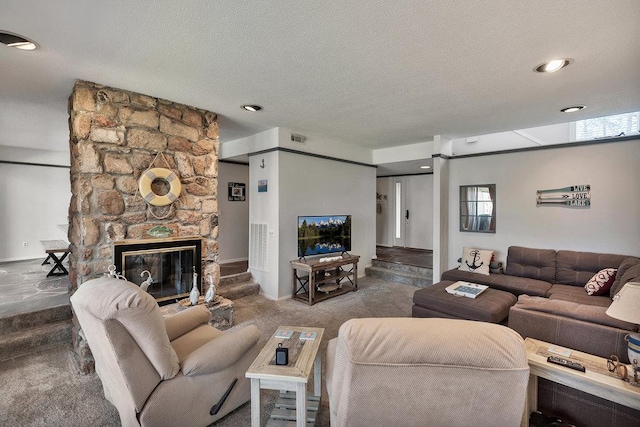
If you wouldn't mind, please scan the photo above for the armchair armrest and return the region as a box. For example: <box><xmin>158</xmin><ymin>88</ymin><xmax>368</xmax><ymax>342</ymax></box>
<box><xmin>164</xmin><ymin>305</ymin><xmax>211</xmax><ymax>341</ymax></box>
<box><xmin>182</xmin><ymin>325</ymin><xmax>260</xmax><ymax>376</ymax></box>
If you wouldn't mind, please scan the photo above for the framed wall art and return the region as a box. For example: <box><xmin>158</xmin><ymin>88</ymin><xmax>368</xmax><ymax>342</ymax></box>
<box><xmin>228</xmin><ymin>182</ymin><xmax>246</xmax><ymax>201</ymax></box>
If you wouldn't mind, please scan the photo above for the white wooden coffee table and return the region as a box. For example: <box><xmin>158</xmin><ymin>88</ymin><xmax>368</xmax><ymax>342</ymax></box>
<box><xmin>246</xmin><ymin>326</ymin><xmax>324</xmax><ymax>427</ymax></box>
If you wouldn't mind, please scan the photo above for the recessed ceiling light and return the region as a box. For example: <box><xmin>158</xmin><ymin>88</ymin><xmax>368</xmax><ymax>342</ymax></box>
<box><xmin>241</xmin><ymin>104</ymin><xmax>263</xmax><ymax>112</ymax></box>
<box><xmin>420</xmin><ymin>166</ymin><xmax>431</xmax><ymax>169</ymax></box>
<box><xmin>560</xmin><ymin>105</ymin><xmax>586</xmax><ymax>113</ymax></box>
<box><xmin>534</xmin><ymin>58</ymin><xmax>572</xmax><ymax>73</ymax></box>
<box><xmin>0</xmin><ymin>31</ymin><xmax>38</xmax><ymax>50</ymax></box>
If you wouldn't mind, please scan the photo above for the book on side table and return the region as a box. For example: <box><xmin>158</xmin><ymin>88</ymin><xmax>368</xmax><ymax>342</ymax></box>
<box><xmin>445</xmin><ymin>281</ymin><xmax>489</xmax><ymax>298</ymax></box>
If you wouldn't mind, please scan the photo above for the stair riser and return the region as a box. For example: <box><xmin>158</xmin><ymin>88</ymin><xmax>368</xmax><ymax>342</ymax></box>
<box><xmin>219</xmin><ymin>271</ymin><xmax>252</xmax><ymax>286</ymax></box>
<box><xmin>371</xmin><ymin>259</ymin><xmax>432</xmax><ymax>275</ymax></box>
<box><xmin>0</xmin><ymin>305</ymin><xmax>72</xmax><ymax>336</ymax></box>
<box><xmin>216</xmin><ymin>280</ymin><xmax>260</xmax><ymax>300</ymax></box>
<box><xmin>365</xmin><ymin>267</ymin><xmax>432</xmax><ymax>288</ymax></box>
<box><xmin>0</xmin><ymin>322</ymin><xmax>72</xmax><ymax>362</ymax></box>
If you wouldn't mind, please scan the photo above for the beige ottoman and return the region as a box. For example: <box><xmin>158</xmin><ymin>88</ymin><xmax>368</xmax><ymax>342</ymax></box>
<box><xmin>412</xmin><ymin>281</ymin><xmax>517</xmax><ymax>324</ymax></box>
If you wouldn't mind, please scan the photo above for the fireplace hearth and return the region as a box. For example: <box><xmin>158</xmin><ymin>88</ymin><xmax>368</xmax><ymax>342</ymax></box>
<box><xmin>113</xmin><ymin>237</ymin><xmax>202</xmax><ymax>305</ymax></box>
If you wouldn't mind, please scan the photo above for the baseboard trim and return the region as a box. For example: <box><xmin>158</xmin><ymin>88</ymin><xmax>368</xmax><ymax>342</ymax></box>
<box><xmin>0</xmin><ymin>256</ymin><xmax>43</xmax><ymax>263</ymax></box>
<box><xmin>219</xmin><ymin>257</ymin><xmax>249</xmax><ymax>264</ymax></box>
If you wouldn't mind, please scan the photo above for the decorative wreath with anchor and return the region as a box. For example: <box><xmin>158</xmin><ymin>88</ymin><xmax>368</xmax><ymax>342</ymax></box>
<box><xmin>137</xmin><ymin>152</ymin><xmax>182</xmax><ymax>219</ymax></box>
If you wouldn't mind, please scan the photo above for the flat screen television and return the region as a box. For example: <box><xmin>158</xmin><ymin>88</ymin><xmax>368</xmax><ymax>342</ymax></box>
<box><xmin>297</xmin><ymin>215</ymin><xmax>352</xmax><ymax>257</ymax></box>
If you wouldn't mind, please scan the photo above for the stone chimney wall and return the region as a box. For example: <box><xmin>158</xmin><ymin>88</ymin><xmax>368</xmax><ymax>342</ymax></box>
<box><xmin>68</xmin><ymin>80</ymin><xmax>220</xmax><ymax>293</ymax></box>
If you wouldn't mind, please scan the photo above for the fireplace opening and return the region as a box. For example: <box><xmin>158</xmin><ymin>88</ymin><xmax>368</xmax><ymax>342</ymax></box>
<box><xmin>113</xmin><ymin>237</ymin><xmax>202</xmax><ymax>305</ymax></box>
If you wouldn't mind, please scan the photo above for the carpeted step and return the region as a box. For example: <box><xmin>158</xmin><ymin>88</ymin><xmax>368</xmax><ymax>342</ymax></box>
<box><xmin>219</xmin><ymin>271</ymin><xmax>252</xmax><ymax>286</ymax></box>
<box><xmin>371</xmin><ymin>259</ymin><xmax>433</xmax><ymax>276</ymax></box>
<box><xmin>217</xmin><ymin>272</ymin><xmax>260</xmax><ymax>300</ymax></box>
<box><xmin>365</xmin><ymin>264</ymin><xmax>433</xmax><ymax>288</ymax></box>
<box><xmin>0</xmin><ymin>320</ymin><xmax>72</xmax><ymax>362</ymax></box>
<box><xmin>0</xmin><ymin>305</ymin><xmax>72</xmax><ymax>336</ymax></box>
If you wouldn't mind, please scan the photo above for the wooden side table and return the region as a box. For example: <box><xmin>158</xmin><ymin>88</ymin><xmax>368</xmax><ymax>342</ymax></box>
<box><xmin>523</xmin><ymin>337</ymin><xmax>640</xmax><ymax>426</ymax></box>
<box><xmin>245</xmin><ymin>326</ymin><xmax>324</xmax><ymax>427</ymax></box>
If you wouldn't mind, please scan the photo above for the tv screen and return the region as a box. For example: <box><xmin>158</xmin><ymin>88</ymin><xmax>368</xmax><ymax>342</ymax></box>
<box><xmin>297</xmin><ymin>215</ymin><xmax>352</xmax><ymax>257</ymax></box>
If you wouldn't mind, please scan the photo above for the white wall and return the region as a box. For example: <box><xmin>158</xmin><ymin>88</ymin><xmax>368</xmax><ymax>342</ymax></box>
<box><xmin>376</xmin><ymin>177</ymin><xmax>392</xmax><ymax>246</ymax></box>
<box><xmin>0</xmin><ymin>146</ymin><xmax>70</xmax><ymax>166</ymax></box>
<box><xmin>446</xmin><ymin>139</ymin><xmax>640</xmax><ymax>269</ymax></box>
<box><xmin>372</xmin><ymin>141</ymin><xmax>433</xmax><ymax>164</ymax></box>
<box><xmin>450</xmin><ymin>123</ymin><xmax>574</xmax><ymax>156</ymax></box>
<box><xmin>0</xmin><ymin>163</ymin><xmax>70</xmax><ymax>261</ymax></box>
<box><xmin>376</xmin><ymin>175</ymin><xmax>433</xmax><ymax>249</ymax></box>
<box><xmin>278</xmin><ymin>151</ymin><xmax>376</xmax><ymax>299</ymax></box>
<box><xmin>217</xmin><ymin>162</ymin><xmax>249</xmax><ymax>263</ymax></box>
<box><xmin>220</xmin><ymin>128</ymin><xmax>280</xmax><ymax>159</ymax></box>
<box><xmin>279</xmin><ymin>129</ymin><xmax>372</xmax><ymax>164</ymax></box>
<box><xmin>221</xmin><ymin>126</ymin><xmax>373</xmax><ymax>164</ymax></box>
<box><xmin>249</xmin><ymin>151</ymin><xmax>280</xmax><ymax>298</ymax></box>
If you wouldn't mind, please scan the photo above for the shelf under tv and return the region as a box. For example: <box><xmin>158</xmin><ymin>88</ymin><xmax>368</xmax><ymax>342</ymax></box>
<box><xmin>290</xmin><ymin>254</ymin><xmax>360</xmax><ymax>305</ymax></box>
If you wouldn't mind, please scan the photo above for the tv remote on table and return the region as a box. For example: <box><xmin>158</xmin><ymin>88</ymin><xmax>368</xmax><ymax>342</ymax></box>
<box><xmin>547</xmin><ymin>356</ymin><xmax>586</xmax><ymax>372</ymax></box>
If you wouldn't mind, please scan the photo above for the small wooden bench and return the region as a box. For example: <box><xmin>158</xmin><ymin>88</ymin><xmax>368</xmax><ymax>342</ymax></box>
<box><xmin>40</xmin><ymin>240</ymin><xmax>71</xmax><ymax>277</ymax></box>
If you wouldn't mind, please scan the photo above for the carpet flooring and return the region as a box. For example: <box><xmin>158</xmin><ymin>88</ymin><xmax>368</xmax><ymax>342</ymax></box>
<box><xmin>0</xmin><ymin>276</ymin><xmax>416</xmax><ymax>427</ymax></box>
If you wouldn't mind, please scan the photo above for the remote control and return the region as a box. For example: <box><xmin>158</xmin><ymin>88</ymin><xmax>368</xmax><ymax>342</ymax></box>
<box><xmin>547</xmin><ymin>356</ymin><xmax>585</xmax><ymax>372</ymax></box>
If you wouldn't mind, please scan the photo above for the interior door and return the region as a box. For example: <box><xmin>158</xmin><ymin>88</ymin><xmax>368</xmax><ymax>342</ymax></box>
<box><xmin>405</xmin><ymin>175</ymin><xmax>432</xmax><ymax>250</ymax></box>
<box><xmin>393</xmin><ymin>175</ymin><xmax>433</xmax><ymax>250</ymax></box>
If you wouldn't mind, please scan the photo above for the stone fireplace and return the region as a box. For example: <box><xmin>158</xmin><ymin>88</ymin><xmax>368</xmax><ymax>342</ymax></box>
<box><xmin>68</xmin><ymin>80</ymin><xmax>220</xmax><ymax>372</ymax></box>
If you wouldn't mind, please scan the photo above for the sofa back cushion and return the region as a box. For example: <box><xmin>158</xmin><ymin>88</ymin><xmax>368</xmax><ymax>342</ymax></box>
<box><xmin>328</xmin><ymin>317</ymin><xmax>529</xmax><ymax>427</ymax></box>
<box><xmin>609</xmin><ymin>257</ymin><xmax>640</xmax><ymax>297</ymax></box>
<box><xmin>556</xmin><ymin>250</ymin><xmax>629</xmax><ymax>287</ymax></box>
<box><xmin>505</xmin><ymin>246</ymin><xmax>556</xmax><ymax>283</ymax></box>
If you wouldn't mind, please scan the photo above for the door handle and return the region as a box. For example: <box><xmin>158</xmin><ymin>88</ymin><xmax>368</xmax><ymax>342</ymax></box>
<box><xmin>406</xmin><ymin>210</ymin><xmax>409</xmax><ymax>220</ymax></box>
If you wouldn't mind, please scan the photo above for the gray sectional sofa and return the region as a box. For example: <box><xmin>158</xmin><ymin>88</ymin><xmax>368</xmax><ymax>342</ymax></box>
<box><xmin>413</xmin><ymin>245</ymin><xmax>640</xmax><ymax>427</ymax></box>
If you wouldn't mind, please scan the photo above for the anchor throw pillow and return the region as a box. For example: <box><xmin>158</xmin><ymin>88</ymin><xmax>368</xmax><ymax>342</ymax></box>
<box><xmin>458</xmin><ymin>247</ymin><xmax>493</xmax><ymax>275</ymax></box>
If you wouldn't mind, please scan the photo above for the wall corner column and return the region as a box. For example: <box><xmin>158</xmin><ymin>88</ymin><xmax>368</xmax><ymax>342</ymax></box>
<box><xmin>432</xmin><ymin>135</ymin><xmax>452</xmax><ymax>281</ymax></box>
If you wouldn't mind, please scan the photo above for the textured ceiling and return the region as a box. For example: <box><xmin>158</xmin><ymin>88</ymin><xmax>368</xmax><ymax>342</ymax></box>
<box><xmin>1</xmin><ymin>0</ymin><xmax>639</xmax><ymax>153</ymax></box>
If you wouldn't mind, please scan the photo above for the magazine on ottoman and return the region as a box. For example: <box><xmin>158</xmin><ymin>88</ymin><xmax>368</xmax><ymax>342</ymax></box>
<box><xmin>445</xmin><ymin>281</ymin><xmax>489</xmax><ymax>298</ymax></box>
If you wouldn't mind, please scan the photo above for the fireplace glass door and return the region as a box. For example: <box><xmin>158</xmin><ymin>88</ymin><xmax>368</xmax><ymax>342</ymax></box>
<box><xmin>114</xmin><ymin>238</ymin><xmax>202</xmax><ymax>305</ymax></box>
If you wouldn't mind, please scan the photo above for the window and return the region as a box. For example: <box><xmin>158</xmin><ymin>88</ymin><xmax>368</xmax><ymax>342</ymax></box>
<box><xmin>575</xmin><ymin>112</ymin><xmax>639</xmax><ymax>141</ymax></box>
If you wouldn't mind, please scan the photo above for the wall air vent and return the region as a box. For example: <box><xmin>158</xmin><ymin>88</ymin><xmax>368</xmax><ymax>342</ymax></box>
<box><xmin>249</xmin><ymin>223</ymin><xmax>268</xmax><ymax>271</ymax></box>
<box><xmin>290</xmin><ymin>134</ymin><xmax>306</xmax><ymax>144</ymax></box>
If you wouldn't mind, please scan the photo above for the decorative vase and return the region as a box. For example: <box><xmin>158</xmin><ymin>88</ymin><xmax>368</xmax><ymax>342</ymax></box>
<box><xmin>627</xmin><ymin>333</ymin><xmax>640</xmax><ymax>366</ymax></box>
<box><xmin>190</xmin><ymin>270</ymin><xmax>200</xmax><ymax>306</ymax></box>
<box><xmin>204</xmin><ymin>273</ymin><xmax>216</xmax><ymax>304</ymax></box>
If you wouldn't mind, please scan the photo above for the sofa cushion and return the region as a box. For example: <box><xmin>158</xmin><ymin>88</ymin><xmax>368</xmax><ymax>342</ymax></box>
<box><xmin>505</xmin><ymin>246</ymin><xmax>556</xmax><ymax>283</ymax></box>
<box><xmin>584</xmin><ymin>268</ymin><xmax>617</xmax><ymax>296</ymax></box>
<box><xmin>458</xmin><ymin>247</ymin><xmax>493</xmax><ymax>275</ymax></box>
<box><xmin>547</xmin><ymin>284</ymin><xmax>612</xmax><ymax>307</ymax></box>
<box><xmin>556</xmin><ymin>250</ymin><xmax>628</xmax><ymax>286</ymax></box>
<box><xmin>513</xmin><ymin>295</ymin><xmax>636</xmax><ymax>331</ymax></box>
<box><xmin>441</xmin><ymin>268</ymin><xmax>552</xmax><ymax>297</ymax></box>
<box><xmin>610</xmin><ymin>257</ymin><xmax>640</xmax><ymax>298</ymax></box>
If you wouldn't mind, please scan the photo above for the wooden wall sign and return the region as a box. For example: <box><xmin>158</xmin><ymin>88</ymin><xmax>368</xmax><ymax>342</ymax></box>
<box><xmin>536</xmin><ymin>185</ymin><xmax>590</xmax><ymax>208</ymax></box>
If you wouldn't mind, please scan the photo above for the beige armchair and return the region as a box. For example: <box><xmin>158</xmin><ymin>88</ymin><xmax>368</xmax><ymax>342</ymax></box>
<box><xmin>326</xmin><ymin>317</ymin><xmax>529</xmax><ymax>427</ymax></box>
<box><xmin>70</xmin><ymin>276</ymin><xmax>261</xmax><ymax>427</ymax></box>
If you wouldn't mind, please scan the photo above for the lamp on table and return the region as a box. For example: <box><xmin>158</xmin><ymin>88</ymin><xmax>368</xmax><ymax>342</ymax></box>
<box><xmin>606</xmin><ymin>282</ymin><xmax>640</xmax><ymax>369</ymax></box>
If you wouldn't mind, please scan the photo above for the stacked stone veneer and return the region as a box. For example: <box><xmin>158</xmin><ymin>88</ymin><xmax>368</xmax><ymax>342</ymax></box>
<box><xmin>68</xmin><ymin>80</ymin><xmax>220</xmax><ymax>372</ymax></box>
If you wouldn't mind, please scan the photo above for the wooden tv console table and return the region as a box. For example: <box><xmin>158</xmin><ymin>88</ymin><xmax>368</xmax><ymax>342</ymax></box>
<box><xmin>290</xmin><ymin>254</ymin><xmax>359</xmax><ymax>305</ymax></box>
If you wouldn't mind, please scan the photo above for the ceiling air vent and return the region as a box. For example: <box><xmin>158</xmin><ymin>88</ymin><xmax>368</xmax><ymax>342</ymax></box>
<box><xmin>290</xmin><ymin>134</ymin><xmax>306</xmax><ymax>144</ymax></box>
